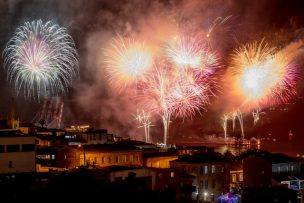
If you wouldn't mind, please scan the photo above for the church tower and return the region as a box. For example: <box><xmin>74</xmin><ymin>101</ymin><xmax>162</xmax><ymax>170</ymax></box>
<box><xmin>7</xmin><ymin>98</ymin><xmax>19</xmax><ymax>129</ymax></box>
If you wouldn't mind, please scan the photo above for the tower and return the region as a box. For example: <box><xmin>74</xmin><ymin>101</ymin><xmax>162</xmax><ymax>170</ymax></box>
<box><xmin>7</xmin><ymin>97</ymin><xmax>19</xmax><ymax>129</ymax></box>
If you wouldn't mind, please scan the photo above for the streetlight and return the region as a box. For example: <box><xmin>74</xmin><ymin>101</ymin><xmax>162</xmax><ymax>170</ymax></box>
<box><xmin>78</xmin><ymin>144</ymin><xmax>86</xmax><ymax>166</ymax></box>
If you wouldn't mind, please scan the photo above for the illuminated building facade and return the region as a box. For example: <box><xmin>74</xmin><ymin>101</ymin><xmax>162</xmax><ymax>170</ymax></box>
<box><xmin>143</xmin><ymin>152</ymin><xmax>178</xmax><ymax>168</ymax></box>
<box><xmin>56</xmin><ymin>144</ymin><xmax>143</xmax><ymax>168</ymax></box>
<box><xmin>0</xmin><ymin>130</ymin><xmax>36</xmax><ymax>174</ymax></box>
<box><xmin>170</xmin><ymin>152</ymin><xmax>230</xmax><ymax>202</ymax></box>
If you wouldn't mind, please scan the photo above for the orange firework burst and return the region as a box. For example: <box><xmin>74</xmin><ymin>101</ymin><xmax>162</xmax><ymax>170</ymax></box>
<box><xmin>104</xmin><ymin>35</ymin><xmax>153</xmax><ymax>91</ymax></box>
<box><xmin>230</xmin><ymin>40</ymin><xmax>299</xmax><ymax>108</ymax></box>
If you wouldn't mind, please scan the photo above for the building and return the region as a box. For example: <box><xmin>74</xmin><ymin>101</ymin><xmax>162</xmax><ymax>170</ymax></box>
<box><xmin>229</xmin><ymin>163</ymin><xmax>243</xmax><ymax>193</ymax></box>
<box><xmin>103</xmin><ymin>166</ymin><xmax>195</xmax><ymax>201</ymax></box>
<box><xmin>17</xmin><ymin>122</ymin><xmax>37</xmax><ymax>134</ymax></box>
<box><xmin>0</xmin><ymin>130</ymin><xmax>36</xmax><ymax>174</ymax></box>
<box><xmin>241</xmin><ymin>151</ymin><xmax>302</xmax><ymax>187</ymax></box>
<box><xmin>243</xmin><ymin>155</ymin><xmax>272</xmax><ymax>187</ymax></box>
<box><xmin>143</xmin><ymin>151</ymin><xmax>178</xmax><ymax>168</ymax></box>
<box><xmin>56</xmin><ymin>143</ymin><xmax>143</xmax><ymax>169</ymax></box>
<box><xmin>70</xmin><ymin>129</ymin><xmax>114</xmax><ymax>145</ymax></box>
<box><xmin>170</xmin><ymin>152</ymin><xmax>230</xmax><ymax>202</ymax></box>
<box><xmin>242</xmin><ymin>186</ymin><xmax>298</xmax><ymax>203</ymax></box>
<box><xmin>241</xmin><ymin>151</ymin><xmax>303</xmax><ymax>202</ymax></box>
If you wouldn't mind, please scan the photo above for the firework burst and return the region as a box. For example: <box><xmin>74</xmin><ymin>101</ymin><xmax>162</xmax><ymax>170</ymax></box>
<box><xmin>104</xmin><ymin>35</ymin><xmax>153</xmax><ymax>91</ymax></box>
<box><xmin>164</xmin><ymin>33</ymin><xmax>219</xmax><ymax>71</ymax></box>
<box><xmin>3</xmin><ymin>20</ymin><xmax>78</xmax><ymax>100</ymax></box>
<box><xmin>169</xmin><ymin>70</ymin><xmax>212</xmax><ymax>119</ymax></box>
<box><xmin>230</xmin><ymin>40</ymin><xmax>299</xmax><ymax>108</ymax></box>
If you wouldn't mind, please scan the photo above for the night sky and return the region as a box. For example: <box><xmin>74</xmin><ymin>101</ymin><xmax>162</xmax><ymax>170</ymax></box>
<box><xmin>0</xmin><ymin>0</ymin><xmax>303</xmax><ymax>149</ymax></box>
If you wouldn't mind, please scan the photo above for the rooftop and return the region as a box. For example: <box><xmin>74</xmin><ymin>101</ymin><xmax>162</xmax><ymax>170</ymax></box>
<box><xmin>0</xmin><ymin>130</ymin><xmax>35</xmax><ymax>138</ymax></box>
<box><xmin>171</xmin><ymin>152</ymin><xmax>226</xmax><ymax>163</ymax></box>
<box><xmin>75</xmin><ymin>143</ymin><xmax>141</xmax><ymax>152</ymax></box>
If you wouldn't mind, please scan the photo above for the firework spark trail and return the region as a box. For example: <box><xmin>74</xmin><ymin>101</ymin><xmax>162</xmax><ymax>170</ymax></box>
<box><xmin>236</xmin><ymin>110</ymin><xmax>244</xmax><ymax>139</ymax></box>
<box><xmin>206</xmin><ymin>15</ymin><xmax>232</xmax><ymax>38</ymax></box>
<box><xmin>134</xmin><ymin>109</ymin><xmax>153</xmax><ymax>143</ymax></box>
<box><xmin>137</xmin><ymin>64</ymin><xmax>172</xmax><ymax>145</ymax></box>
<box><xmin>230</xmin><ymin>40</ymin><xmax>300</xmax><ymax>110</ymax></box>
<box><xmin>230</xmin><ymin>111</ymin><xmax>238</xmax><ymax>131</ymax></box>
<box><xmin>104</xmin><ymin>35</ymin><xmax>153</xmax><ymax>91</ymax></box>
<box><xmin>252</xmin><ymin>107</ymin><xmax>265</xmax><ymax>126</ymax></box>
<box><xmin>221</xmin><ymin>114</ymin><xmax>229</xmax><ymax>140</ymax></box>
<box><xmin>3</xmin><ymin>20</ymin><xmax>78</xmax><ymax>100</ymax></box>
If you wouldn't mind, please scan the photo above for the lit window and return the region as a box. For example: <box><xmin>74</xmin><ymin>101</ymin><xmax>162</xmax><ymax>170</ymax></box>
<box><xmin>204</xmin><ymin>165</ymin><xmax>208</xmax><ymax>174</ymax></box>
<box><xmin>211</xmin><ymin>165</ymin><xmax>215</xmax><ymax>173</ymax></box>
<box><xmin>170</xmin><ymin>172</ymin><xmax>174</xmax><ymax>178</ymax></box>
<box><xmin>51</xmin><ymin>155</ymin><xmax>55</xmax><ymax>160</ymax></box>
<box><xmin>239</xmin><ymin>173</ymin><xmax>243</xmax><ymax>182</ymax></box>
<box><xmin>232</xmin><ymin>174</ymin><xmax>236</xmax><ymax>182</ymax></box>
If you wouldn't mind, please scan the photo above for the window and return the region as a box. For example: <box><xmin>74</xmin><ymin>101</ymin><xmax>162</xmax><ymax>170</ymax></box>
<box><xmin>7</xmin><ymin>145</ymin><xmax>19</xmax><ymax>152</ymax></box>
<box><xmin>130</xmin><ymin>155</ymin><xmax>134</xmax><ymax>162</ymax></box>
<box><xmin>116</xmin><ymin>156</ymin><xmax>118</xmax><ymax>162</ymax></box>
<box><xmin>239</xmin><ymin>173</ymin><xmax>243</xmax><ymax>182</ymax></box>
<box><xmin>101</xmin><ymin>157</ymin><xmax>105</xmax><ymax>163</ymax></box>
<box><xmin>200</xmin><ymin>166</ymin><xmax>204</xmax><ymax>174</ymax></box>
<box><xmin>204</xmin><ymin>165</ymin><xmax>208</xmax><ymax>174</ymax></box>
<box><xmin>0</xmin><ymin>145</ymin><xmax>4</xmax><ymax>153</ymax></box>
<box><xmin>51</xmin><ymin>155</ymin><xmax>55</xmax><ymax>160</ymax></box>
<box><xmin>204</xmin><ymin>180</ymin><xmax>208</xmax><ymax>189</ymax></box>
<box><xmin>9</xmin><ymin>161</ymin><xmax>12</xmax><ymax>168</ymax></box>
<box><xmin>170</xmin><ymin>172</ymin><xmax>174</xmax><ymax>178</ymax></box>
<box><xmin>37</xmin><ymin>155</ymin><xmax>50</xmax><ymax>159</ymax></box>
<box><xmin>232</xmin><ymin>174</ymin><xmax>236</xmax><ymax>182</ymax></box>
<box><xmin>277</xmin><ymin>166</ymin><xmax>281</xmax><ymax>173</ymax></box>
<box><xmin>291</xmin><ymin>165</ymin><xmax>294</xmax><ymax>172</ymax></box>
<box><xmin>211</xmin><ymin>165</ymin><xmax>215</xmax><ymax>173</ymax></box>
<box><xmin>22</xmin><ymin>144</ymin><xmax>35</xmax><ymax>152</ymax></box>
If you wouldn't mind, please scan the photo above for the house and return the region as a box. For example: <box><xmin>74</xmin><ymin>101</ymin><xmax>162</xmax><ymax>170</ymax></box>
<box><xmin>170</xmin><ymin>152</ymin><xmax>230</xmax><ymax>202</ymax></box>
<box><xmin>143</xmin><ymin>151</ymin><xmax>178</xmax><ymax>168</ymax></box>
<box><xmin>0</xmin><ymin>130</ymin><xmax>36</xmax><ymax>174</ymax></box>
<box><xmin>56</xmin><ymin>143</ymin><xmax>143</xmax><ymax>169</ymax></box>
